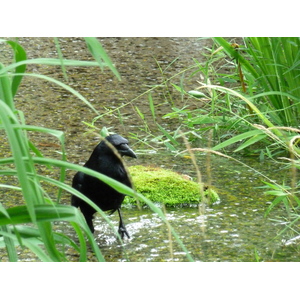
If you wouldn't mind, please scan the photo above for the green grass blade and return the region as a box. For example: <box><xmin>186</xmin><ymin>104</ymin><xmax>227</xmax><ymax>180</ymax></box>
<box><xmin>0</xmin><ymin>230</ymin><xmax>52</xmax><ymax>262</ymax></box>
<box><xmin>70</xmin><ymin>222</ymin><xmax>89</xmax><ymax>262</ymax></box>
<box><xmin>53</xmin><ymin>37</ymin><xmax>68</xmax><ymax>81</ymax></box>
<box><xmin>5</xmin><ymin>40</ymin><xmax>27</xmax><ymax>97</ymax></box>
<box><xmin>37</xmin><ymin>221</ymin><xmax>67</xmax><ymax>261</ymax></box>
<box><xmin>0</xmin><ymin>205</ymin><xmax>78</xmax><ymax>225</ymax></box>
<box><xmin>12</xmin><ymin>72</ymin><xmax>99</xmax><ymax>115</ymax></box>
<box><xmin>156</xmin><ymin>123</ymin><xmax>180</xmax><ymax>146</ymax></box>
<box><xmin>84</xmin><ymin>37</ymin><xmax>121</xmax><ymax>80</ymax></box>
<box><xmin>0</xmin><ymin>226</ymin><xmax>18</xmax><ymax>262</ymax></box>
<box><xmin>213</xmin><ymin>129</ymin><xmax>263</xmax><ymax>151</ymax></box>
<box><xmin>0</xmin><ymin>58</ymin><xmax>102</xmax><ymax>74</ymax></box>
<box><xmin>135</xmin><ymin>105</ymin><xmax>145</xmax><ymax>120</ymax></box>
<box><xmin>0</xmin><ymin>101</ymin><xmax>39</xmax><ymax>221</ymax></box>
<box><xmin>0</xmin><ymin>63</ymin><xmax>14</xmax><ymax>110</ymax></box>
<box><xmin>234</xmin><ymin>133</ymin><xmax>267</xmax><ymax>152</ymax></box>
<box><xmin>0</xmin><ymin>204</ymin><xmax>104</xmax><ymax>261</ymax></box>
<box><xmin>148</xmin><ymin>92</ymin><xmax>156</xmax><ymax>121</ymax></box>
<box><xmin>212</xmin><ymin>37</ymin><xmax>259</xmax><ymax>78</ymax></box>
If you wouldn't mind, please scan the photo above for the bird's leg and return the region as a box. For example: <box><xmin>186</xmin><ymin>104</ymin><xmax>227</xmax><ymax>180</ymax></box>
<box><xmin>83</xmin><ymin>212</ymin><xmax>95</xmax><ymax>233</ymax></box>
<box><xmin>117</xmin><ymin>208</ymin><xmax>130</xmax><ymax>239</ymax></box>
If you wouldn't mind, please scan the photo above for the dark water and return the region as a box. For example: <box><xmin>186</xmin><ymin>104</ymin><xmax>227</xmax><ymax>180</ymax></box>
<box><xmin>0</xmin><ymin>37</ymin><xmax>298</xmax><ymax>261</ymax></box>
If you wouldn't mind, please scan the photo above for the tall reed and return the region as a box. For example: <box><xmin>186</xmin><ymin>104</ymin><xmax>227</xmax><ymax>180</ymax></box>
<box><xmin>213</xmin><ymin>37</ymin><xmax>300</xmax><ymax>127</ymax></box>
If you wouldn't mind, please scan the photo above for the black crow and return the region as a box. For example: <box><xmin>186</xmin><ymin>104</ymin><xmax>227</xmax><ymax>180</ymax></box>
<box><xmin>71</xmin><ymin>134</ymin><xmax>137</xmax><ymax>239</ymax></box>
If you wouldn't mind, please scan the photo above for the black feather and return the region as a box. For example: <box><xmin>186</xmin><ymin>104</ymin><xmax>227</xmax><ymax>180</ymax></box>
<box><xmin>71</xmin><ymin>134</ymin><xmax>136</xmax><ymax>238</ymax></box>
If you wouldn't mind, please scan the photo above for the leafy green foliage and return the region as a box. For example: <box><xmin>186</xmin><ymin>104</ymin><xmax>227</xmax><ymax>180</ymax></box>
<box><xmin>143</xmin><ymin>37</ymin><xmax>300</xmax><ymax>158</ymax></box>
<box><xmin>125</xmin><ymin>37</ymin><xmax>300</xmax><ymax>249</ymax></box>
<box><xmin>216</xmin><ymin>37</ymin><xmax>300</xmax><ymax>127</ymax></box>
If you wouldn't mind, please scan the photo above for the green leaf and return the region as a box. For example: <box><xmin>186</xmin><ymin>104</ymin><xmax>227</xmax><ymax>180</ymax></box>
<box><xmin>148</xmin><ymin>92</ymin><xmax>156</xmax><ymax>121</ymax></box>
<box><xmin>188</xmin><ymin>90</ymin><xmax>206</xmax><ymax>98</ymax></box>
<box><xmin>264</xmin><ymin>190</ymin><xmax>288</xmax><ymax>196</ymax></box>
<box><xmin>6</xmin><ymin>40</ymin><xmax>27</xmax><ymax>97</ymax></box>
<box><xmin>264</xmin><ymin>196</ymin><xmax>286</xmax><ymax>216</ymax></box>
<box><xmin>156</xmin><ymin>123</ymin><xmax>179</xmax><ymax>146</ymax></box>
<box><xmin>0</xmin><ymin>63</ymin><xmax>14</xmax><ymax>110</ymax></box>
<box><xmin>234</xmin><ymin>133</ymin><xmax>266</xmax><ymax>152</ymax></box>
<box><xmin>1</xmin><ymin>225</ymin><xmax>18</xmax><ymax>261</ymax></box>
<box><xmin>0</xmin><ymin>101</ymin><xmax>39</xmax><ymax>222</ymax></box>
<box><xmin>0</xmin><ymin>204</ymin><xmax>78</xmax><ymax>226</ymax></box>
<box><xmin>0</xmin><ymin>58</ymin><xmax>101</xmax><ymax>74</ymax></box>
<box><xmin>172</xmin><ymin>83</ymin><xmax>185</xmax><ymax>94</ymax></box>
<box><xmin>189</xmin><ymin>115</ymin><xmax>223</xmax><ymax>125</ymax></box>
<box><xmin>213</xmin><ymin>129</ymin><xmax>263</xmax><ymax>151</ymax></box>
<box><xmin>84</xmin><ymin>37</ymin><xmax>121</xmax><ymax>80</ymax></box>
<box><xmin>11</xmin><ymin>73</ymin><xmax>99</xmax><ymax>115</ymax></box>
<box><xmin>135</xmin><ymin>106</ymin><xmax>145</xmax><ymax>120</ymax></box>
<box><xmin>53</xmin><ymin>37</ymin><xmax>68</xmax><ymax>81</ymax></box>
<box><xmin>164</xmin><ymin>141</ymin><xmax>177</xmax><ymax>151</ymax></box>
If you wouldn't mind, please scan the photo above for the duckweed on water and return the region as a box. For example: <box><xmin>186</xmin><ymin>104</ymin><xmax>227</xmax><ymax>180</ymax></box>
<box><xmin>124</xmin><ymin>165</ymin><xmax>220</xmax><ymax>206</ymax></box>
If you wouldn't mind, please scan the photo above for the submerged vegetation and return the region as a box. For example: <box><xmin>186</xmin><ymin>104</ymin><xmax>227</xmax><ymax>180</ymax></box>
<box><xmin>0</xmin><ymin>37</ymin><xmax>300</xmax><ymax>261</ymax></box>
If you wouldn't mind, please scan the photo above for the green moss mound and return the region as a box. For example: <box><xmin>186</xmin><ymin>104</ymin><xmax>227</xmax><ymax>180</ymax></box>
<box><xmin>124</xmin><ymin>165</ymin><xmax>219</xmax><ymax>207</ymax></box>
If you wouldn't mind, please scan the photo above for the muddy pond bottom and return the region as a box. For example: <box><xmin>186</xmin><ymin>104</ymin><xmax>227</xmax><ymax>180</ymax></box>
<box><xmin>81</xmin><ymin>204</ymin><xmax>299</xmax><ymax>262</ymax></box>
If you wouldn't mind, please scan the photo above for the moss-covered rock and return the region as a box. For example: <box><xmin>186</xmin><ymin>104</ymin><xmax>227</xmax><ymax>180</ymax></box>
<box><xmin>124</xmin><ymin>165</ymin><xmax>219</xmax><ymax>207</ymax></box>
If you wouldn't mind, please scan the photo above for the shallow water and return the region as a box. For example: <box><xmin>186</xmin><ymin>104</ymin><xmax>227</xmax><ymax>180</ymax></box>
<box><xmin>73</xmin><ymin>153</ymin><xmax>298</xmax><ymax>262</ymax></box>
<box><xmin>0</xmin><ymin>37</ymin><xmax>299</xmax><ymax>261</ymax></box>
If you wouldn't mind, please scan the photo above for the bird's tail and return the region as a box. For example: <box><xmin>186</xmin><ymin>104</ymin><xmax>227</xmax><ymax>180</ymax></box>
<box><xmin>109</xmin><ymin>208</ymin><xmax>117</xmax><ymax>215</ymax></box>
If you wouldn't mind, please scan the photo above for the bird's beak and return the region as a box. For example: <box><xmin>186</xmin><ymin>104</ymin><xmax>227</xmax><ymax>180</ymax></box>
<box><xmin>118</xmin><ymin>144</ymin><xmax>137</xmax><ymax>158</ymax></box>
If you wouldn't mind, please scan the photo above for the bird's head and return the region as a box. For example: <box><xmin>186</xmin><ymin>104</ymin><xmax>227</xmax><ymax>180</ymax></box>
<box><xmin>104</xmin><ymin>134</ymin><xmax>137</xmax><ymax>158</ymax></box>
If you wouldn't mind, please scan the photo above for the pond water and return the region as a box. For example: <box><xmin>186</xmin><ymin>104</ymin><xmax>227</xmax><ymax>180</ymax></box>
<box><xmin>0</xmin><ymin>37</ymin><xmax>298</xmax><ymax>262</ymax></box>
<box><xmin>77</xmin><ymin>153</ymin><xmax>297</xmax><ymax>262</ymax></box>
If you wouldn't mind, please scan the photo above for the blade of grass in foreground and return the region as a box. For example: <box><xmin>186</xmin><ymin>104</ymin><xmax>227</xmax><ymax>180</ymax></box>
<box><xmin>0</xmin><ymin>63</ymin><xmax>15</xmax><ymax>111</ymax></box>
<box><xmin>5</xmin><ymin>40</ymin><xmax>27</xmax><ymax>97</ymax></box>
<box><xmin>0</xmin><ymin>204</ymin><xmax>105</xmax><ymax>261</ymax></box>
<box><xmin>0</xmin><ymin>101</ymin><xmax>103</xmax><ymax>261</ymax></box>
<box><xmin>1</xmin><ymin>226</ymin><xmax>18</xmax><ymax>262</ymax></box>
<box><xmin>9</xmin><ymin>72</ymin><xmax>100</xmax><ymax>115</ymax></box>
